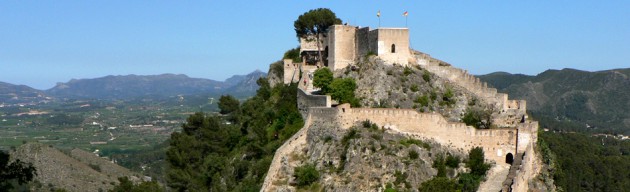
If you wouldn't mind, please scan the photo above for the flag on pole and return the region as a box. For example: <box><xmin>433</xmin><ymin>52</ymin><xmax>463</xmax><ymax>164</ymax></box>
<box><xmin>377</xmin><ymin>10</ymin><xmax>381</xmax><ymax>17</ymax></box>
<box><xmin>403</xmin><ymin>11</ymin><xmax>408</xmax><ymax>17</ymax></box>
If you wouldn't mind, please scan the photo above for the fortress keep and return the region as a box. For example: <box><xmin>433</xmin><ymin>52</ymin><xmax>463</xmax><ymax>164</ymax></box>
<box><xmin>300</xmin><ymin>25</ymin><xmax>411</xmax><ymax>69</ymax></box>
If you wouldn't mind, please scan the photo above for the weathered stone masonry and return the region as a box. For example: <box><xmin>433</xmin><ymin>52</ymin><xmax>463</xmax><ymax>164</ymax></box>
<box><xmin>264</xmin><ymin>23</ymin><xmax>540</xmax><ymax>192</ymax></box>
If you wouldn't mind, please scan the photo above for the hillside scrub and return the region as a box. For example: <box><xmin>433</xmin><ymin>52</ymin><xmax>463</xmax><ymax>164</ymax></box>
<box><xmin>419</xmin><ymin>147</ymin><xmax>489</xmax><ymax>192</ymax></box>
<box><xmin>338</xmin><ymin>58</ymin><xmax>491</xmax><ymax>122</ymax></box>
<box><xmin>462</xmin><ymin>107</ymin><xmax>492</xmax><ymax>129</ymax></box>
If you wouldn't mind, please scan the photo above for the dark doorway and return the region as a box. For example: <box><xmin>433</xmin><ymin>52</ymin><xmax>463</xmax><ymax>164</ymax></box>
<box><xmin>506</xmin><ymin>153</ymin><xmax>514</xmax><ymax>164</ymax></box>
<box><xmin>391</xmin><ymin>44</ymin><xmax>396</xmax><ymax>53</ymax></box>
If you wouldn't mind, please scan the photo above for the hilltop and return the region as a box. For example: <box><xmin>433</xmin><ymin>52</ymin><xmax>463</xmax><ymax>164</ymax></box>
<box><xmin>9</xmin><ymin>143</ymin><xmax>144</xmax><ymax>192</ymax></box>
<box><xmin>46</xmin><ymin>71</ymin><xmax>266</xmax><ymax>100</ymax></box>
<box><xmin>0</xmin><ymin>82</ymin><xmax>49</xmax><ymax>104</ymax></box>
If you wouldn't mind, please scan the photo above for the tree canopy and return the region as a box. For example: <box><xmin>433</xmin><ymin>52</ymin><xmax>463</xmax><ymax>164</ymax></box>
<box><xmin>218</xmin><ymin>95</ymin><xmax>240</xmax><ymax>115</ymax></box>
<box><xmin>0</xmin><ymin>150</ymin><xmax>36</xmax><ymax>190</ymax></box>
<box><xmin>294</xmin><ymin>8</ymin><xmax>342</xmax><ymax>40</ymax></box>
<box><xmin>294</xmin><ymin>8</ymin><xmax>342</xmax><ymax>64</ymax></box>
<box><xmin>166</xmin><ymin>78</ymin><xmax>304</xmax><ymax>191</ymax></box>
<box><xmin>313</xmin><ymin>68</ymin><xmax>333</xmax><ymax>94</ymax></box>
<box><xmin>330</xmin><ymin>78</ymin><xmax>360</xmax><ymax>107</ymax></box>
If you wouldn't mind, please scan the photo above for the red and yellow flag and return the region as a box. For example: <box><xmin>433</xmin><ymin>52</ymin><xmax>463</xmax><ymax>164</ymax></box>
<box><xmin>403</xmin><ymin>11</ymin><xmax>408</xmax><ymax>17</ymax></box>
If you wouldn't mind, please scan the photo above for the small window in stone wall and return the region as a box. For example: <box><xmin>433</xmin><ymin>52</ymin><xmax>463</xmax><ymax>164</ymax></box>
<box><xmin>391</xmin><ymin>44</ymin><xmax>396</xmax><ymax>53</ymax></box>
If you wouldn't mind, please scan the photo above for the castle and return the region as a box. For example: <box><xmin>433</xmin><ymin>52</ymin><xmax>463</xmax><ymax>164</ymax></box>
<box><xmin>284</xmin><ymin>25</ymin><xmax>412</xmax><ymax>84</ymax></box>
<box><xmin>267</xmin><ymin>24</ymin><xmax>542</xmax><ymax>192</ymax></box>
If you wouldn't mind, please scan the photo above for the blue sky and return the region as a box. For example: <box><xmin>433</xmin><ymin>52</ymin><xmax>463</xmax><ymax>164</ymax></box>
<box><xmin>1</xmin><ymin>1</ymin><xmax>629</xmax><ymax>89</ymax></box>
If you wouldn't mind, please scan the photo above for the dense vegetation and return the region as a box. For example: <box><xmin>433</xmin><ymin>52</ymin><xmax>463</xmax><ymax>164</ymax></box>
<box><xmin>166</xmin><ymin>78</ymin><xmax>304</xmax><ymax>191</ymax></box>
<box><xmin>478</xmin><ymin>68</ymin><xmax>630</xmax><ymax>135</ymax></box>
<box><xmin>540</xmin><ymin>131</ymin><xmax>630</xmax><ymax>191</ymax></box>
<box><xmin>282</xmin><ymin>47</ymin><xmax>302</xmax><ymax>62</ymax></box>
<box><xmin>313</xmin><ymin>68</ymin><xmax>360</xmax><ymax>106</ymax></box>
<box><xmin>294</xmin><ymin>8</ymin><xmax>342</xmax><ymax>64</ymax></box>
<box><xmin>418</xmin><ymin>147</ymin><xmax>490</xmax><ymax>192</ymax></box>
<box><xmin>109</xmin><ymin>177</ymin><xmax>163</xmax><ymax>192</ymax></box>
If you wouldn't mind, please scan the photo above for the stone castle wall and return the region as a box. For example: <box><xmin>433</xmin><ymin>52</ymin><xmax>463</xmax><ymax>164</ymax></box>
<box><xmin>283</xmin><ymin>59</ymin><xmax>300</xmax><ymax>84</ymax></box>
<box><xmin>415</xmin><ymin>52</ymin><xmax>527</xmax><ymax>128</ymax></box>
<box><xmin>309</xmin><ymin>104</ymin><xmax>521</xmax><ymax>164</ymax></box>
<box><xmin>374</xmin><ymin>28</ymin><xmax>411</xmax><ymax>66</ymax></box>
<box><xmin>297</xmin><ymin>89</ymin><xmax>331</xmax><ymax>118</ymax></box>
<box><xmin>302</xmin><ymin>24</ymin><xmax>412</xmax><ymax>71</ymax></box>
<box><xmin>509</xmin><ymin>140</ymin><xmax>541</xmax><ymax>191</ymax></box>
<box><xmin>328</xmin><ymin>25</ymin><xmax>357</xmax><ymax>71</ymax></box>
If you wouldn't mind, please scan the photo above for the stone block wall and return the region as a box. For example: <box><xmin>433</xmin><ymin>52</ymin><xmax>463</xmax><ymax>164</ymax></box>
<box><xmin>283</xmin><ymin>59</ymin><xmax>300</xmax><ymax>84</ymax></box>
<box><xmin>355</xmin><ymin>27</ymin><xmax>371</xmax><ymax>58</ymax></box>
<box><xmin>415</xmin><ymin>53</ymin><xmax>528</xmax><ymax>128</ymax></box>
<box><xmin>374</xmin><ymin>28</ymin><xmax>411</xmax><ymax>66</ymax></box>
<box><xmin>318</xmin><ymin>104</ymin><xmax>519</xmax><ymax>164</ymax></box>
<box><xmin>328</xmin><ymin>25</ymin><xmax>357</xmax><ymax>71</ymax></box>
<box><xmin>297</xmin><ymin>88</ymin><xmax>331</xmax><ymax>118</ymax></box>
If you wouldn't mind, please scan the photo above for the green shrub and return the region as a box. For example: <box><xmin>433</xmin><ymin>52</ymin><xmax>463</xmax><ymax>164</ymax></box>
<box><xmin>410</xmin><ymin>84</ymin><xmax>419</xmax><ymax>92</ymax></box>
<box><xmin>418</xmin><ymin>177</ymin><xmax>458</xmax><ymax>192</ymax></box>
<box><xmin>445</xmin><ymin>155</ymin><xmax>460</xmax><ymax>168</ymax></box>
<box><xmin>433</xmin><ymin>154</ymin><xmax>447</xmax><ymax>178</ymax></box>
<box><xmin>330</xmin><ymin>78</ymin><xmax>360</xmax><ymax>107</ymax></box>
<box><xmin>415</xmin><ymin>95</ymin><xmax>429</xmax><ymax>107</ymax></box>
<box><xmin>409</xmin><ymin>150</ymin><xmax>419</xmax><ymax>159</ymax></box>
<box><xmin>462</xmin><ymin>108</ymin><xmax>492</xmax><ymax>129</ymax></box>
<box><xmin>341</xmin><ymin>129</ymin><xmax>358</xmax><ymax>146</ymax></box>
<box><xmin>283</xmin><ymin>47</ymin><xmax>302</xmax><ymax>62</ymax></box>
<box><xmin>294</xmin><ymin>164</ymin><xmax>320</xmax><ymax>187</ymax></box>
<box><xmin>467</xmin><ymin>147</ymin><xmax>490</xmax><ymax>176</ymax></box>
<box><xmin>422</xmin><ymin>70</ymin><xmax>431</xmax><ymax>82</ymax></box>
<box><xmin>313</xmin><ymin>68</ymin><xmax>334</xmax><ymax>94</ymax></box>
<box><xmin>403</xmin><ymin>67</ymin><xmax>414</xmax><ymax>76</ymax></box>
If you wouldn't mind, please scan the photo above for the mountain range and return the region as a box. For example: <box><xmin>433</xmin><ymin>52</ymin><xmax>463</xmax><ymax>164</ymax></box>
<box><xmin>478</xmin><ymin>68</ymin><xmax>630</xmax><ymax>134</ymax></box>
<box><xmin>0</xmin><ymin>70</ymin><xmax>266</xmax><ymax>102</ymax></box>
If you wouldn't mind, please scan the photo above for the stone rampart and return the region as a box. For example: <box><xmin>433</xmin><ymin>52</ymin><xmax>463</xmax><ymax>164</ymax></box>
<box><xmin>261</xmin><ymin>113</ymin><xmax>313</xmax><ymax>191</ymax></box>
<box><xmin>297</xmin><ymin>89</ymin><xmax>331</xmax><ymax>119</ymax></box>
<box><xmin>509</xmin><ymin>140</ymin><xmax>540</xmax><ymax>191</ymax></box>
<box><xmin>328</xmin><ymin>104</ymin><xmax>518</xmax><ymax>164</ymax></box>
<box><xmin>328</xmin><ymin>25</ymin><xmax>357</xmax><ymax>71</ymax></box>
<box><xmin>415</xmin><ymin>52</ymin><xmax>527</xmax><ymax>128</ymax></box>
<box><xmin>283</xmin><ymin>59</ymin><xmax>300</xmax><ymax>84</ymax></box>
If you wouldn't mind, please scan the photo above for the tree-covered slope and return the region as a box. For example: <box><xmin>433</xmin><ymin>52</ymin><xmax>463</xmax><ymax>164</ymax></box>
<box><xmin>479</xmin><ymin>68</ymin><xmax>630</xmax><ymax>134</ymax></box>
<box><xmin>166</xmin><ymin>77</ymin><xmax>304</xmax><ymax>191</ymax></box>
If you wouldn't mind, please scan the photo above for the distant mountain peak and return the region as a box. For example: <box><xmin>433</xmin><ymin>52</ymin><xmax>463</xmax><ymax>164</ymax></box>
<box><xmin>43</xmin><ymin>71</ymin><xmax>266</xmax><ymax>100</ymax></box>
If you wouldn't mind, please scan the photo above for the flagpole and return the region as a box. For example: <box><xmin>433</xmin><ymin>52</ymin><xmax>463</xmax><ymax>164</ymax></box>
<box><xmin>404</xmin><ymin>11</ymin><xmax>408</xmax><ymax>28</ymax></box>
<box><xmin>377</xmin><ymin>10</ymin><xmax>381</xmax><ymax>28</ymax></box>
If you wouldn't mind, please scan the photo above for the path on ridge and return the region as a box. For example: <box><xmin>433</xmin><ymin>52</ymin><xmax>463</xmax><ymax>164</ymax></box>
<box><xmin>478</xmin><ymin>164</ymin><xmax>510</xmax><ymax>192</ymax></box>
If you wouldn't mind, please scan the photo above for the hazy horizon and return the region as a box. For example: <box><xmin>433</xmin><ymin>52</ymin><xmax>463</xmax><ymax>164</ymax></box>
<box><xmin>2</xmin><ymin>1</ymin><xmax>629</xmax><ymax>89</ymax></box>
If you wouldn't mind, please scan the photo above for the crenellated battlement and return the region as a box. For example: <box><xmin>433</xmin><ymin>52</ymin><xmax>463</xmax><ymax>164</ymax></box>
<box><xmin>413</xmin><ymin>52</ymin><xmax>527</xmax><ymax>128</ymax></box>
<box><xmin>305</xmin><ymin>104</ymin><xmax>532</xmax><ymax>165</ymax></box>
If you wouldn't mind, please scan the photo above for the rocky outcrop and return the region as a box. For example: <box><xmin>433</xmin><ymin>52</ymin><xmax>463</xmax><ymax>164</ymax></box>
<box><xmin>263</xmin><ymin>115</ymin><xmax>466</xmax><ymax>191</ymax></box>
<box><xmin>265</xmin><ymin>48</ymin><xmax>544</xmax><ymax>192</ymax></box>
